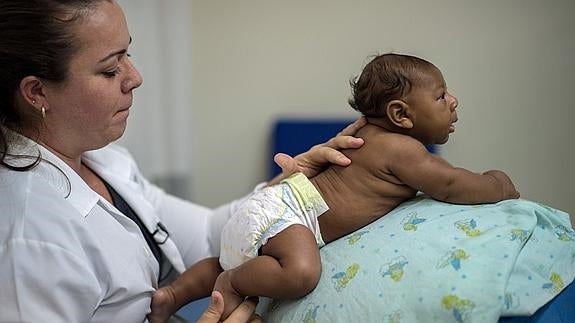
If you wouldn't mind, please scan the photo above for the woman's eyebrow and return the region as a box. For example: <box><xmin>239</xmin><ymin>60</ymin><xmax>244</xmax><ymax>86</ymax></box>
<box><xmin>98</xmin><ymin>37</ymin><xmax>132</xmax><ymax>63</ymax></box>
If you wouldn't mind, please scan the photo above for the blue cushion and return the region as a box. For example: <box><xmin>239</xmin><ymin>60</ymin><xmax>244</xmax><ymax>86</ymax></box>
<box><xmin>499</xmin><ymin>280</ymin><xmax>575</xmax><ymax>323</ymax></box>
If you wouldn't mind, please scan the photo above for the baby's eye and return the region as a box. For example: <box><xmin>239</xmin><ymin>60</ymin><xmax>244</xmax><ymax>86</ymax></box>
<box><xmin>438</xmin><ymin>92</ymin><xmax>446</xmax><ymax>100</ymax></box>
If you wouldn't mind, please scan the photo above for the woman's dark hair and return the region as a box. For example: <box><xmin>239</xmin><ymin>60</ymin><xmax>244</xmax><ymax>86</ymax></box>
<box><xmin>348</xmin><ymin>53</ymin><xmax>436</xmax><ymax>117</ymax></box>
<box><xmin>0</xmin><ymin>0</ymin><xmax>105</xmax><ymax>170</ymax></box>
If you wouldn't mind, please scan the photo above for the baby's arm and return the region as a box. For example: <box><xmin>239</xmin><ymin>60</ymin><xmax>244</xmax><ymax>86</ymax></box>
<box><xmin>148</xmin><ymin>257</ymin><xmax>222</xmax><ymax>323</ymax></box>
<box><xmin>388</xmin><ymin>136</ymin><xmax>519</xmax><ymax>204</ymax></box>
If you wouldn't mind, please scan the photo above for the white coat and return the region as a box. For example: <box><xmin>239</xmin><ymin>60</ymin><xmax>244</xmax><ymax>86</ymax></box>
<box><xmin>0</xmin><ymin>135</ymin><xmax>248</xmax><ymax>323</ymax></box>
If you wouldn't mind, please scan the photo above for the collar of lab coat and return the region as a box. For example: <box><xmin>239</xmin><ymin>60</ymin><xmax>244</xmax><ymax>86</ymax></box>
<box><xmin>84</xmin><ymin>146</ymin><xmax>187</xmax><ymax>273</ymax></box>
<box><xmin>83</xmin><ymin>146</ymin><xmax>163</xmax><ymax>237</ymax></box>
<box><xmin>5</xmin><ymin>129</ymin><xmax>141</xmax><ymax>218</ymax></box>
<box><xmin>3</xmin><ymin>130</ymin><xmax>100</xmax><ymax>217</ymax></box>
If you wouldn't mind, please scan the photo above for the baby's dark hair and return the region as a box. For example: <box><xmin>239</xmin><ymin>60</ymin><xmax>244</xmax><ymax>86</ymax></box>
<box><xmin>348</xmin><ymin>53</ymin><xmax>436</xmax><ymax>117</ymax></box>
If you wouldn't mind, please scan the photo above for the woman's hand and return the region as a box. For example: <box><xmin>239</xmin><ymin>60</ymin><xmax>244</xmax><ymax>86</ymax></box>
<box><xmin>271</xmin><ymin>117</ymin><xmax>366</xmax><ymax>183</ymax></box>
<box><xmin>197</xmin><ymin>291</ymin><xmax>261</xmax><ymax>323</ymax></box>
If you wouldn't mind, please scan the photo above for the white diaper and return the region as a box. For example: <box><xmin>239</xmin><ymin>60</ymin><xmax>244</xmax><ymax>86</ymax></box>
<box><xmin>219</xmin><ymin>173</ymin><xmax>329</xmax><ymax>270</ymax></box>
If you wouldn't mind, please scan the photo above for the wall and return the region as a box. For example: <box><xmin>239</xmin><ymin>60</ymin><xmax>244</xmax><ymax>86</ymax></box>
<box><xmin>117</xmin><ymin>0</ymin><xmax>194</xmax><ymax>197</ymax></box>
<box><xmin>124</xmin><ymin>1</ymin><xmax>575</xmax><ymax>215</ymax></box>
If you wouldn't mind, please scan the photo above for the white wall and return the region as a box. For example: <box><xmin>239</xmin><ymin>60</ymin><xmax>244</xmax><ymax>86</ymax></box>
<box><xmin>122</xmin><ymin>0</ymin><xmax>575</xmax><ymax>215</ymax></box>
<box><xmin>117</xmin><ymin>0</ymin><xmax>194</xmax><ymax>197</ymax></box>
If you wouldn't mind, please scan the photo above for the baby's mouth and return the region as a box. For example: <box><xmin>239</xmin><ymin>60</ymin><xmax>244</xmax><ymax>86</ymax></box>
<box><xmin>449</xmin><ymin>116</ymin><xmax>458</xmax><ymax>133</ymax></box>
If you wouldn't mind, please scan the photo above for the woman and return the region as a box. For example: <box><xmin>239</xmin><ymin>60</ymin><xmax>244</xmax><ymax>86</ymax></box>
<box><xmin>0</xmin><ymin>0</ymin><xmax>364</xmax><ymax>322</ymax></box>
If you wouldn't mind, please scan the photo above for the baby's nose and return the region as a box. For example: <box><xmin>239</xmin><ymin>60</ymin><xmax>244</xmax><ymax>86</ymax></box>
<box><xmin>449</xmin><ymin>92</ymin><xmax>459</xmax><ymax>110</ymax></box>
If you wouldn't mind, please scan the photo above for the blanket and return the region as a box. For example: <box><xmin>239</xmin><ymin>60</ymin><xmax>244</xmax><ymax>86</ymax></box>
<box><xmin>259</xmin><ymin>197</ymin><xmax>575</xmax><ymax>323</ymax></box>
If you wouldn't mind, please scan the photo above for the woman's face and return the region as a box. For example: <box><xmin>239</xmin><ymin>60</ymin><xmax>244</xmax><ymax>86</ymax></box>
<box><xmin>41</xmin><ymin>0</ymin><xmax>142</xmax><ymax>157</ymax></box>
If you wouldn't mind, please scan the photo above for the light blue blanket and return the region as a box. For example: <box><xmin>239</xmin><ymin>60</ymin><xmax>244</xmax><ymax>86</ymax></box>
<box><xmin>260</xmin><ymin>197</ymin><xmax>575</xmax><ymax>323</ymax></box>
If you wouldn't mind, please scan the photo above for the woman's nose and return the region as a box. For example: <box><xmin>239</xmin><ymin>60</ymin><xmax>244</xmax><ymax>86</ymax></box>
<box><xmin>121</xmin><ymin>59</ymin><xmax>143</xmax><ymax>93</ymax></box>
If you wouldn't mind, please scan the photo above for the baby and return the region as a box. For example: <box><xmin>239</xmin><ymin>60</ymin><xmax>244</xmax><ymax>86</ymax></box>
<box><xmin>149</xmin><ymin>53</ymin><xmax>520</xmax><ymax>322</ymax></box>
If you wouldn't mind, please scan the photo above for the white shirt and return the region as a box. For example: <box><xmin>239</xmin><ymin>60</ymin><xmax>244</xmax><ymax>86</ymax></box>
<box><xmin>0</xmin><ymin>136</ymin><xmax>247</xmax><ymax>323</ymax></box>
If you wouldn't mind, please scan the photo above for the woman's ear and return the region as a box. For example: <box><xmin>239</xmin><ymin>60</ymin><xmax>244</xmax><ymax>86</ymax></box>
<box><xmin>19</xmin><ymin>76</ymin><xmax>47</xmax><ymax>110</ymax></box>
<box><xmin>386</xmin><ymin>99</ymin><xmax>414</xmax><ymax>129</ymax></box>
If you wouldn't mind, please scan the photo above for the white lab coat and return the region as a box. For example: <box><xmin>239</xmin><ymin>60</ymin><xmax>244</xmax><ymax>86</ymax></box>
<box><xmin>0</xmin><ymin>135</ymin><xmax>248</xmax><ymax>323</ymax></box>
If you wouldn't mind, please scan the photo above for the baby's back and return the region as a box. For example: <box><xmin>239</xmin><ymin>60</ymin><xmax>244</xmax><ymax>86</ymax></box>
<box><xmin>311</xmin><ymin>124</ymin><xmax>416</xmax><ymax>243</ymax></box>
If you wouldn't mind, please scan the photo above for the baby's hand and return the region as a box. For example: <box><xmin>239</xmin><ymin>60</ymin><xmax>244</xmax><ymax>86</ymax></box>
<box><xmin>483</xmin><ymin>170</ymin><xmax>520</xmax><ymax>200</ymax></box>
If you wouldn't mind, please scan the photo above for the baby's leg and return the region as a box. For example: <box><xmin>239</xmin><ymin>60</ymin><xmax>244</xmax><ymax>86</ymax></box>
<box><xmin>215</xmin><ymin>224</ymin><xmax>322</xmax><ymax>319</ymax></box>
<box><xmin>148</xmin><ymin>257</ymin><xmax>221</xmax><ymax>323</ymax></box>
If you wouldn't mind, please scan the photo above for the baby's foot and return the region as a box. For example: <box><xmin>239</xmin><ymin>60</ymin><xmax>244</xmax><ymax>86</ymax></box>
<box><xmin>213</xmin><ymin>270</ymin><xmax>245</xmax><ymax>320</ymax></box>
<box><xmin>147</xmin><ymin>286</ymin><xmax>178</xmax><ymax>323</ymax></box>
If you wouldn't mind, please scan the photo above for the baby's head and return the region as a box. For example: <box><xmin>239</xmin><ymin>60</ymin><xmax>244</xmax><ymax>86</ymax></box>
<box><xmin>349</xmin><ymin>53</ymin><xmax>459</xmax><ymax>145</ymax></box>
<box><xmin>348</xmin><ymin>53</ymin><xmax>438</xmax><ymax>117</ymax></box>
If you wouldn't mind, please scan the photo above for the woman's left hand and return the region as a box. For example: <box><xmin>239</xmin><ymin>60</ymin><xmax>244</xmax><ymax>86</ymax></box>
<box><xmin>271</xmin><ymin>117</ymin><xmax>366</xmax><ymax>182</ymax></box>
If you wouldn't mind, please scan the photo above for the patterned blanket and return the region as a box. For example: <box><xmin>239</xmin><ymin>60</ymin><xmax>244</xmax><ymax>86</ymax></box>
<box><xmin>260</xmin><ymin>197</ymin><xmax>575</xmax><ymax>323</ymax></box>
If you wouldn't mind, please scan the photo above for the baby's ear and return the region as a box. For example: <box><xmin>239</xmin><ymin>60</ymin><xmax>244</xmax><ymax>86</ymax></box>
<box><xmin>386</xmin><ymin>100</ymin><xmax>414</xmax><ymax>129</ymax></box>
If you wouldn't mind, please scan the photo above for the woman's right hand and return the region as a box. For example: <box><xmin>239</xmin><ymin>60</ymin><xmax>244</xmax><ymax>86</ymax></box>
<box><xmin>276</xmin><ymin>117</ymin><xmax>367</xmax><ymax>180</ymax></box>
<box><xmin>268</xmin><ymin>117</ymin><xmax>366</xmax><ymax>185</ymax></box>
<box><xmin>197</xmin><ymin>291</ymin><xmax>261</xmax><ymax>323</ymax></box>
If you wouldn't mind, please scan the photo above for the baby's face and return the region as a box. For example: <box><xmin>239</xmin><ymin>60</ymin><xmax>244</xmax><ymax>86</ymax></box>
<box><xmin>403</xmin><ymin>68</ymin><xmax>459</xmax><ymax>145</ymax></box>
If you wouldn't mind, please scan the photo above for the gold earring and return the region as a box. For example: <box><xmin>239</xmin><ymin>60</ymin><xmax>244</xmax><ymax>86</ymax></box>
<box><xmin>41</xmin><ymin>106</ymin><xmax>46</xmax><ymax>119</ymax></box>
